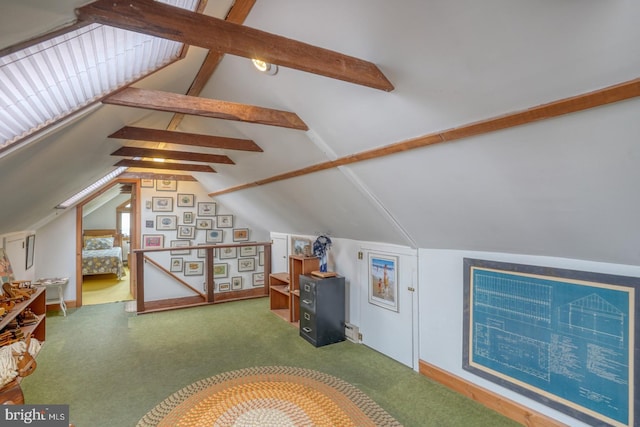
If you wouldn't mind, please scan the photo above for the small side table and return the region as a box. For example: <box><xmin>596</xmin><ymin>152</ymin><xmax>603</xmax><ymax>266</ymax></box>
<box><xmin>35</xmin><ymin>278</ymin><xmax>69</xmax><ymax>316</ymax></box>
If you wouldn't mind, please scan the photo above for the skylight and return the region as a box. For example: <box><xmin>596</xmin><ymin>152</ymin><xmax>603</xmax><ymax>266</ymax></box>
<box><xmin>55</xmin><ymin>167</ymin><xmax>128</xmax><ymax>209</ymax></box>
<box><xmin>0</xmin><ymin>0</ymin><xmax>198</xmax><ymax>150</ymax></box>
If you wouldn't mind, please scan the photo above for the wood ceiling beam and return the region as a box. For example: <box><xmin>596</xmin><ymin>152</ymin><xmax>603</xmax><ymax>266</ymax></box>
<box><xmin>208</xmin><ymin>77</ymin><xmax>640</xmax><ymax>197</ymax></box>
<box><xmin>185</xmin><ymin>0</ymin><xmax>256</xmax><ymax>98</ymax></box>
<box><xmin>109</xmin><ymin>126</ymin><xmax>262</xmax><ymax>152</ymax></box>
<box><xmin>76</xmin><ymin>0</ymin><xmax>394</xmax><ymax>92</ymax></box>
<box><xmin>167</xmin><ymin>0</ymin><xmax>256</xmax><ymax>130</ymax></box>
<box><xmin>111</xmin><ymin>146</ymin><xmax>234</xmax><ymax>164</ymax></box>
<box><xmin>103</xmin><ymin>87</ymin><xmax>308</xmax><ymax>130</ymax></box>
<box><xmin>114</xmin><ymin>159</ymin><xmax>216</xmax><ymax>173</ymax></box>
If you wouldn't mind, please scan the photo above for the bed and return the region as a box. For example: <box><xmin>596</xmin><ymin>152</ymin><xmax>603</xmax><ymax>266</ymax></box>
<box><xmin>82</xmin><ymin>229</ymin><xmax>125</xmax><ymax>279</ymax></box>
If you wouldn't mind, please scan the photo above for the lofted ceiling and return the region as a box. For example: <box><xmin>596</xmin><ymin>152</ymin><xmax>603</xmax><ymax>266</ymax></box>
<box><xmin>0</xmin><ymin>0</ymin><xmax>639</xmax><ymax>265</ymax></box>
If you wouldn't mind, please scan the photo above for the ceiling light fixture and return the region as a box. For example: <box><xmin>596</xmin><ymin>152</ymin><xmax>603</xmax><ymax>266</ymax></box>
<box><xmin>252</xmin><ymin>59</ymin><xmax>278</xmax><ymax>75</ymax></box>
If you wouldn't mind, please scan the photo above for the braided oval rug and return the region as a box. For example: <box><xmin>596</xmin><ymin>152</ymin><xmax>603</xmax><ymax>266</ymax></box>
<box><xmin>137</xmin><ymin>366</ymin><xmax>401</xmax><ymax>427</ymax></box>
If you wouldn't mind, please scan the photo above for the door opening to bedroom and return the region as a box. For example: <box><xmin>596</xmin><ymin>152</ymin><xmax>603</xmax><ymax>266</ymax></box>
<box><xmin>79</xmin><ymin>181</ymin><xmax>137</xmax><ymax>307</ymax></box>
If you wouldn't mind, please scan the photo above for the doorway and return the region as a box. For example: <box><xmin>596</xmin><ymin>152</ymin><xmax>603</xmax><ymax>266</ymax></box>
<box><xmin>76</xmin><ymin>180</ymin><xmax>139</xmax><ymax>308</ymax></box>
<box><xmin>358</xmin><ymin>245</ymin><xmax>418</xmax><ymax>369</ymax></box>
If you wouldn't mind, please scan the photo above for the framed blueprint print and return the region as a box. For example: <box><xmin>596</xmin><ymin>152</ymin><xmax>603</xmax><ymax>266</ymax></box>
<box><xmin>463</xmin><ymin>258</ymin><xmax>639</xmax><ymax>427</ymax></box>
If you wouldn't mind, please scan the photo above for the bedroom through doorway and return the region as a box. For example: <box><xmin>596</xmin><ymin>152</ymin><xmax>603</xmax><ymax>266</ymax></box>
<box><xmin>78</xmin><ymin>180</ymin><xmax>138</xmax><ymax>307</ymax></box>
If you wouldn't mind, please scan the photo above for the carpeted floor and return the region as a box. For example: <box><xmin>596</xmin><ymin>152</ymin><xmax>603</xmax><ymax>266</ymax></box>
<box><xmin>82</xmin><ymin>267</ymin><xmax>133</xmax><ymax>305</ymax></box>
<box><xmin>21</xmin><ymin>298</ymin><xmax>521</xmax><ymax>427</ymax></box>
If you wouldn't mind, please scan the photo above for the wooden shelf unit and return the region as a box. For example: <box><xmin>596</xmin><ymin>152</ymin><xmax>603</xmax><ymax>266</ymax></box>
<box><xmin>269</xmin><ymin>256</ymin><xmax>319</xmax><ymax>324</ymax></box>
<box><xmin>269</xmin><ymin>272</ymin><xmax>290</xmax><ymax>322</ymax></box>
<box><xmin>0</xmin><ymin>286</ymin><xmax>46</xmax><ymax>344</ymax></box>
<box><xmin>0</xmin><ymin>286</ymin><xmax>46</xmax><ymax>404</ymax></box>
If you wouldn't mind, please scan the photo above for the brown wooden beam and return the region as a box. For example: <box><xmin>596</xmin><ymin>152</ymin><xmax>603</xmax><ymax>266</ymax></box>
<box><xmin>111</xmin><ymin>146</ymin><xmax>234</xmax><ymax>164</ymax></box>
<box><xmin>115</xmin><ymin>159</ymin><xmax>216</xmax><ymax>172</ymax></box>
<box><xmin>185</xmin><ymin>0</ymin><xmax>256</xmax><ymax>97</ymax></box>
<box><xmin>167</xmin><ymin>0</ymin><xmax>257</xmax><ymax>130</ymax></box>
<box><xmin>109</xmin><ymin>126</ymin><xmax>262</xmax><ymax>152</ymax></box>
<box><xmin>76</xmin><ymin>0</ymin><xmax>393</xmax><ymax>91</ymax></box>
<box><xmin>208</xmin><ymin>77</ymin><xmax>640</xmax><ymax>197</ymax></box>
<box><xmin>104</xmin><ymin>87</ymin><xmax>308</xmax><ymax>130</ymax></box>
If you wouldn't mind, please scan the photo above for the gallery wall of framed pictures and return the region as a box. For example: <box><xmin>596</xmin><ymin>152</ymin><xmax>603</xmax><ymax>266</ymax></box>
<box><xmin>140</xmin><ymin>179</ymin><xmax>266</xmax><ymax>293</ymax></box>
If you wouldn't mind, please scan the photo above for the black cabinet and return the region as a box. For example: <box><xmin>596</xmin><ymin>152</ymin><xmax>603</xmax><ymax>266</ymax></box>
<box><xmin>299</xmin><ymin>274</ymin><xmax>345</xmax><ymax>347</ymax></box>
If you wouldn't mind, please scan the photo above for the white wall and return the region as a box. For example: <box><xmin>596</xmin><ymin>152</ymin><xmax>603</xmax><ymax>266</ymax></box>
<box><xmin>83</xmin><ymin>193</ymin><xmax>129</xmax><ymax>230</ymax></box>
<box><xmin>35</xmin><ymin>209</ymin><xmax>76</xmax><ymax>301</ymax></box>
<box><xmin>418</xmin><ymin>248</ymin><xmax>640</xmax><ymax>427</ymax></box>
<box><xmin>140</xmin><ymin>181</ymin><xmax>270</xmax><ymax>301</ymax></box>
<box><xmin>277</xmin><ymin>233</ymin><xmax>640</xmax><ymax>426</ymax></box>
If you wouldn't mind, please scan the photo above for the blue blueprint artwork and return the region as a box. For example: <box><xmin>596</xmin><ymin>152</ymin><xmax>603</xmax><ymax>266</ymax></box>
<box><xmin>465</xmin><ymin>262</ymin><xmax>635</xmax><ymax>426</ymax></box>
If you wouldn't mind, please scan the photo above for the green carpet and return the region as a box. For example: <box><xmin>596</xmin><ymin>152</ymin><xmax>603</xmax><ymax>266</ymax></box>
<box><xmin>22</xmin><ymin>298</ymin><xmax>520</xmax><ymax>427</ymax></box>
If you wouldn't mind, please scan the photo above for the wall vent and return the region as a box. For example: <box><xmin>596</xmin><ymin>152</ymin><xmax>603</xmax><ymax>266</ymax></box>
<box><xmin>344</xmin><ymin>322</ymin><xmax>360</xmax><ymax>343</ymax></box>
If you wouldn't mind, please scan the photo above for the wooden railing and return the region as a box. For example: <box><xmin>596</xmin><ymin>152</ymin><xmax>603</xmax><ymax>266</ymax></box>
<box><xmin>132</xmin><ymin>241</ymin><xmax>271</xmax><ymax>314</ymax></box>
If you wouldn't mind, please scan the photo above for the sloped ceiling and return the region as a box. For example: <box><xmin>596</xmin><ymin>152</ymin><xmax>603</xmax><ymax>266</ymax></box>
<box><xmin>1</xmin><ymin>0</ymin><xmax>639</xmax><ymax>265</ymax></box>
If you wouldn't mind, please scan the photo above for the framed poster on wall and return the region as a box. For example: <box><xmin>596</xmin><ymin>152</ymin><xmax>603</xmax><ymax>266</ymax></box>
<box><xmin>368</xmin><ymin>254</ymin><xmax>398</xmax><ymax>312</ymax></box>
<box><xmin>463</xmin><ymin>258</ymin><xmax>639</xmax><ymax>427</ymax></box>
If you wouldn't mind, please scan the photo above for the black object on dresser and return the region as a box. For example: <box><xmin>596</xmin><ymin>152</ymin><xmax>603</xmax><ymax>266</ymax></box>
<box><xmin>299</xmin><ymin>274</ymin><xmax>345</xmax><ymax>347</ymax></box>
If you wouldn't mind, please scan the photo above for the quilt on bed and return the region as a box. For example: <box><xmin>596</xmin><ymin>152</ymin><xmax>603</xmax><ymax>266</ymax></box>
<box><xmin>82</xmin><ymin>247</ymin><xmax>124</xmax><ymax>279</ymax></box>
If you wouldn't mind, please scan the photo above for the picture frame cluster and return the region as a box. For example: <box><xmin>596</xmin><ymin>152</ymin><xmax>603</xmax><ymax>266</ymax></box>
<box><xmin>141</xmin><ymin>179</ymin><xmax>265</xmax><ymax>293</ymax></box>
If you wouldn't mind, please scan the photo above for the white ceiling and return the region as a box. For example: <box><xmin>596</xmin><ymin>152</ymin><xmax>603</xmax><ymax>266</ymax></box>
<box><xmin>1</xmin><ymin>0</ymin><xmax>639</xmax><ymax>265</ymax></box>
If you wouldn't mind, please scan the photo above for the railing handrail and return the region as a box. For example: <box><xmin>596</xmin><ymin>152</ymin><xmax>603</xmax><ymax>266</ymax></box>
<box><xmin>133</xmin><ymin>241</ymin><xmax>272</xmax><ymax>254</ymax></box>
<box><xmin>133</xmin><ymin>241</ymin><xmax>272</xmax><ymax>313</ymax></box>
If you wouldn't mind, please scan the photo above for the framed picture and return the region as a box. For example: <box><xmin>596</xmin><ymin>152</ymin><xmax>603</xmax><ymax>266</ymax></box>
<box><xmin>238</xmin><ymin>258</ymin><xmax>255</xmax><ymax>272</ymax></box>
<box><xmin>177</xmin><ymin>225</ymin><xmax>195</xmax><ymax>239</ymax></box>
<box><xmin>196</xmin><ymin>218</ymin><xmax>214</xmax><ymax>230</ymax></box>
<box><xmin>290</xmin><ymin>236</ymin><xmax>312</xmax><ymax>256</ymax></box>
<box><xmin>217</xmin><ymin>214</ymin><xmax>233</xmax><ymax>228</ymax></box>
<box><xmin>170</xmin><ymin>240</ymin><xmax>191</xmax><ymax>255</ymax></box>
<box><xmin>252</xmin><ymin>272</ymin><xmax>264</xmax><ymax>287</ymax></box>
<box><xmin>184</xmin><ymin>260</ymin><xmax>204</xmax><ymax>276</ymax></box>
<box><xmin>177</xmin><ymin>193</ymin><xmax>194</xmax><ymax>207</ymax></box>
<box><xmin>145</xmin><ymin>220</ymin><xmax>154</xmax><ymax>228</ymax></box>
<box><xmin>233</xmin><ymin>228</ymin><xmax>249</xmax><ymax>242</ymax></box>
<box><xmin>213</xmin><ymin>263</ymin><xmax>228</xmax><ymax>278</ymax></box>
<box><xmin>231</xmin><ymin>276</ymin><xmax>242</xmax><ymax>290</ymax></box>
<box><xmin>143</xmin><ymin>234</ymin><xmax>164</xmax><ymax>249</ymax></box>
<box><xmin>218</xmin><ymin>282</ymin><xmax>230</xmax><ymax>292</ymax></box>
<box><xmin>205</xmin><ymin>229</ymin><xmax>223</xmax><ymax>243</ymax></box>
<box><xmin>140</xmin><ymin>178</ymin><xmax>154</xmax><ymax>188</ymax></box>
<box><xmin>156</xmin><ymin>215</ymin><xmax>177</xmax><ymax>230</ymax></box>
<box><xmin>152</xmin><ymin>197</ymin><xmax>173</xmax><ymax>212</ymax></box>
<box><xmin>197</xmin><ymin>244</ymin><xmax>208</xmax><ymax>259</ymax></box>
<box><xmin>463</xmin><ymin>258</ymin><xmax>640</xmax><ymax>427</ymax></box>
<box><xmin>170</xmin><ymin>257</ymin><xmax>183</xmax><ymax>272</ymax></box>
<box><xmin>25</xmin><ymin>234</ymin><xmax>35</xmax><ymax>270</ymax></box>
<box><xmin>197</xmin><ymin>202</ymin><xmax>216</xmax><ymax>216</ymax></box>
<box><xmin>239</xmin><ymin>245</ymin><xmax>257</xmax><ymax>257</ymax></box>
<box><xmin>156</xmin><ymin>179</ymin><xmax>177</xmax><ymax>191</ymax></box>
<box><xmin>183</xmin><ymin>211</ymin><xmax>194</xmax><ymax>224</ymax></box>
<box><xmin>368</xmin><ymin>254</ymin><xmax>398</xmax><ymax>312</ymax></box>
<box><xmin>259</xmin><ymin>251</ymin><xmax>264</xmax><ymax>266</ymax></box>
<box><xmin>219</xmin><ymin>246</ymin><xmax>237</xmax><ymax>259</ymax></box>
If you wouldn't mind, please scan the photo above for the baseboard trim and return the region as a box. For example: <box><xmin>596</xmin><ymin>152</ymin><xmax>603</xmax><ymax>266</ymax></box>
<box><xmin>418</xmin><ymin>360</ymin><xmax>567</xmax><ymax>427</ymax></box>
